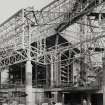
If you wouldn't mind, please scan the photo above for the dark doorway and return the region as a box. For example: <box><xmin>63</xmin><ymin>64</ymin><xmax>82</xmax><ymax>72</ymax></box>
<box><xmin>91</xmin><ymin>94</ymin><xmax>103</xmax><ymax>105</ymax></box>
<box><xmin>64</xmin><ymin>93</ymin><xmax>86</xmax><ymax>105</ymax></box>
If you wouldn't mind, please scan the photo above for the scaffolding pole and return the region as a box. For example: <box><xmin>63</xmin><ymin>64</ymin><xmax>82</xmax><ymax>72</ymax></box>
<box><xmin>25</xmin><ymin>24</ymin><xmax>34</xmax><ymax>105</ymax></box>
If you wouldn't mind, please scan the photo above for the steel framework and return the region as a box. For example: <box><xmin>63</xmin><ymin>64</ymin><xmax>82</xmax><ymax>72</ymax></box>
<box><xmin>0</xmin><ymin>0</ymin><xmax>105</xmax><ymax>87</ymax></box>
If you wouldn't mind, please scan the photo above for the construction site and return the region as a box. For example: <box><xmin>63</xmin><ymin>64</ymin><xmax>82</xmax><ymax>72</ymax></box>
<box><xmin>0</xmin><ymin>0</ymin><xmax>105</xmax><ymax>105</ymax></box>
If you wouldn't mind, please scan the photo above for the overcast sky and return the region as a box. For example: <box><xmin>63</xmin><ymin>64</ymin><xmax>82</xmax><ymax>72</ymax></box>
<box><xmin>0</xmin><ymin>0</ymin><xmax>53</xmax><ymax>24</ymax></box>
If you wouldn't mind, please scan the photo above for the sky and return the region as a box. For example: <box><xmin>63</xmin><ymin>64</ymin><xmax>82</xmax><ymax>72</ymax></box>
<box><xmin>0</xmin><ymin>0</ymin><xmax>53</xmax><ymax>24</ymax></box>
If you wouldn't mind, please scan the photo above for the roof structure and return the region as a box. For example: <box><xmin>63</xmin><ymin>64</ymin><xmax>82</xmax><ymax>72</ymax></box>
<box><xmin>0</xmin><ymin>0</ymin><xmax>105</xmax><ymax>71</ymax></box>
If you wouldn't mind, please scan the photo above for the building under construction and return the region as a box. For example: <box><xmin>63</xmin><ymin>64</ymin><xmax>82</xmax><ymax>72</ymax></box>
<box><xmin>0</xmin><ymin>0</ymin><xmax>105</xmax><ymax>105</ymax></box>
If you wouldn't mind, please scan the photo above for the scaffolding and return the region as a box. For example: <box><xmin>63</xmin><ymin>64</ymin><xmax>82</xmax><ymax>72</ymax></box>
<box><xmin>0</xmin><ymin>0</ymin><xmax>105</xmax><ymax>104</ymax></box>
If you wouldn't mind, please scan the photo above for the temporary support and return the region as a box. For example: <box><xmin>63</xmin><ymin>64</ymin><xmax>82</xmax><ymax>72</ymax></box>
<box><xmin>54</xmin><ymin>34</ymin><xmax>61</xmax><ymax>86</ymax></box>
<box><xmin>51</xmin><ymin>54</ymin><xmax>54</xmax><ymax>87</ymax></box>
<box><xmin>53</xmin><ymin>52</ymin><xmax>61</xmax><ymax>86</ymax></box>
<box><xmin>1</xmin><ymin>68</ymin><xmax>9</xmax><ymax>84</ymax></box>
<box><xmin>80</xmin><ymin>56</ymin><xmax>86</xmax><ymax>86</ymax></box>
<box><xmin>52</xmin><ymin>91</ymin><xmax>63</xmax><ymax>103</ymax></box>
<box><xmin>34</xmin><ymin>89</ymin><xmax>45</xmax><ymax>105</ymax></box>
<box><xmin>52</xmin><ymin>91</ymin><xmax>59</xmax><ymax>102</ymax></box>
<box><xmin>25</xmin><ymin>24</ymin><xmax>35</xmax><ymax>105</ymax></box>
<box><xmin>102</xmin><ymin>57</ymin><xmax>105</xmax><ymax>105</ymax></box>
<box><xmin>25</xmin><ymin>60</ymin><xmax>34</xmax><ymax>105</ymax></box>
<box><xmin>50</xmin><ymin>52</ymin><xmax>61</xmax><ymax>87</ymax></box>
<box><xmin>87</xmin><ymin>94</ymin><xmax>91</xmax><ymax>105</ymax></box>
<box><xmin>79</xmin><ymin>16</ymin><xmax>87</xmax><ymax>87</ymax></box>
<box><xmin>62</xmin><ymin>93</ymin><xmax>65</xmax><ymax>105</ymax></box>
<box><xmin>0</xmin><ymin>70</ymin><xmax>1</xmax><ymax>88</ymax></box>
